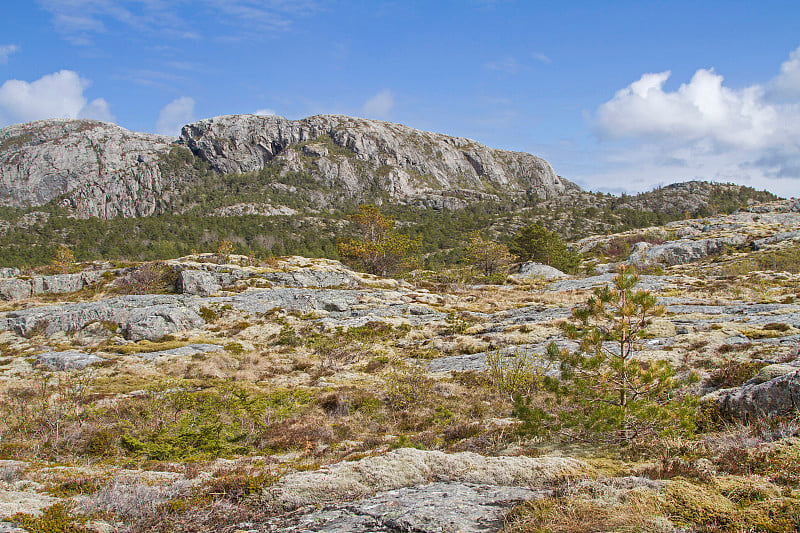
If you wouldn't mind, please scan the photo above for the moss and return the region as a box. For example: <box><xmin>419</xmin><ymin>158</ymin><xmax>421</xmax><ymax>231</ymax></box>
<box><xmin>10</xmin><ymin>502</ymin><xmax>90</xmax><ymax>533</ymax></box>
<box><xmin>661</xmin><ymin>479</ymin><xmax>736</xmax><ymax>527</ymax></box>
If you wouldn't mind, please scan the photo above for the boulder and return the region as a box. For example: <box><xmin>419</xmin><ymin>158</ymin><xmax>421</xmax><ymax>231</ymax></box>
<box><xmin>0</xmin><ymin>279</ymin><xmax>32</xmax><ymax>301</ymax></box>
<box><xmin>176</xmin><ymin>270</ymin><xmax>221</xmax><ymax>296</ymax></box>
<box><xmin>34</xmin><ymin>350</ymin><xmax>103</xmax><ymax>371</ymax></box>
<box><xmin>508</xmin><ymin>262</ymin><xmax>568</xmax><ymax>283</ymax></box>
<box><xmin>745</xmin><ymin>364</ymin><xmax>800</xmax><ymax>385</ymax></box>
<box><xmin>0</xmin><ymin>267</ymin><xmax>20</xmax><ymax>278</ymax></box>
<box><xmin>706</xmin><ymin>370</ymin><xmax>800</xmax><ymax>420</ymax></box>
<box><xmin>123</xmin><ymin>306</ymin><xmax>205</xmax><ymax>341</ymax></box>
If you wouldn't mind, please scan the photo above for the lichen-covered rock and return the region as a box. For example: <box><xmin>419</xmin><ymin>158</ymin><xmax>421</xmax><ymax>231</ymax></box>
<box><xmin>176</xmin><ymin>270</ymin><xmax>222</xmax><ymax>296</ymax></box>
<box><xmin>705</xmin><ymin>370</ymin><xmax>800</xmax><ymax>419</ymax></box>
<box><xmin>133</xmin><ymin>343</ymin><xmax>223</xmax><ymax>360</ymax></box>
<box><xmin>508</xmin><ymin>262</ymin><xmax>568</xmax><ymax>283</ymax></box>
<box><xmin>0</xmin><ymin>279</ymin><xmax>32</xmax><ymax>301</ymax></box>
<box><xmin>628</xmin><ymin>235</ymin><xmax>748</xmax><ymax>266</ymax></box>
<box><xmin>123</xmin><ymin>305</ymin><xmax>204</xmax><ymax>341</ymax></box>
<box><xmin>266</xmin><ymin>447</ymin><xmax>585</xmax><ymax>509</ymax></box>
<box><xmin>0</xmin><ymin>119</ymin><xmax>176</xmax><ymax>218</ymax></box>
<box><xmin>34</xmin><ymin>350</ymin><xmax>103</xmax><ymax>371</ymax></box>
<box><xmin>277</xmin><ymin>482</ymin><xmax>544</xmax><ymax>533</ymax></box>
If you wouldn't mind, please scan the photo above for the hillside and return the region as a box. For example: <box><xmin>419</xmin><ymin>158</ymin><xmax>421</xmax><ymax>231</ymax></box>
<box><xmin>0</xmin><ymin>201</ymin><xmax>798</xmax><ymax>532</ymax></box>
<box><xmin>0</xmin><ymin>114</ymin><xmax>575</xmax><ymax>219</ymax></box>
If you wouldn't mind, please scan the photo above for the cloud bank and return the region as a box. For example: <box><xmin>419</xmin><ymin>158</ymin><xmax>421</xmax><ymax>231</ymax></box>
<box><xmin>590</xmin><ymin>46</ymin><xmax>800</xmax><ymax>196</ymax></box>
<box><xmin>0</xmin><ymin>70</ymin><xmax>114</xmax><ymax>126</ymax></box>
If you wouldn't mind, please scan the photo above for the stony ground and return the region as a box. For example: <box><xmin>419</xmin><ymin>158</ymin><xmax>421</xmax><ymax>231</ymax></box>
<box><xmin>0</xmin><ymin>200</ymin><xmax>799</xmax><ymax>532</ymax></box>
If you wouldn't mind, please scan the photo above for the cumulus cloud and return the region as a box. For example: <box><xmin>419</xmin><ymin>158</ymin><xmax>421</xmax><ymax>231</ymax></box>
<box><xmin>156</xmin><ymin>96</ymin><xmax>195</xmax><ymax>136</ymax></box>
<box><xmin>0</xmin><ymin>44</ymin><xmax>19</xmax><ymax>64</ymax></box>
<box><xmin>362</xmin><ymin>90</ymin><xmax>394</xmax><ymax>118</ymax></box>
<box><xmin>771</xmin><ymin>46</ymin><xmax>800</xmax><ymax>99</ymax></box>
<box><xmin>590</xmin><ymin>48</ymin><xmax>800</xmax><ymax>196</ymax></box>
<box><xmin>254</xmin><ymin>108</ymin><xmax>277</xmax><ymax>116</ymax></box>
<box><xmin>0</xmin><ymin>70</ymin><xmax>115</xmax><ymax>126</ymax></box>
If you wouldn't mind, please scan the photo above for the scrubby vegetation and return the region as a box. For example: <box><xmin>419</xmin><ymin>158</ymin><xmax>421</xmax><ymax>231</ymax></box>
<box><xmin>1</xmin><ymin>192</ymin><xmax>798</xmax><ymax>532</ymax></box>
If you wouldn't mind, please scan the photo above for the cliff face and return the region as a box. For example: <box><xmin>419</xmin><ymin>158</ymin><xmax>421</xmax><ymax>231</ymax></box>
<box><xmin>0</xmin><ymin>119</ymin><xmax>177</xmax><ymax>218</ymax></box>
<box><xmin>179</xmin><ymin>114</ymin><xmax>574</xmax><ymax>201</ymax></box>
<box><xmin>0</xmin><ymin>114</ymin><xmax>575</xmax><ymax>219</ymax></box>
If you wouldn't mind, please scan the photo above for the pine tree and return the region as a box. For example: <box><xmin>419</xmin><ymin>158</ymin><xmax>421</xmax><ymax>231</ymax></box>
<box><xmin>514</xmin><ymin>266</ymin><xmax>696</xmax><ymax>443</ymax></box>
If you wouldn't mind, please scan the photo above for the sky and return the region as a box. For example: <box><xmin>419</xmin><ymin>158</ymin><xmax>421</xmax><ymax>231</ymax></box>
<box><xmin>1</xmin><ymin>1</ymin><xmax>799</xmax><ymax>198</ymax></box>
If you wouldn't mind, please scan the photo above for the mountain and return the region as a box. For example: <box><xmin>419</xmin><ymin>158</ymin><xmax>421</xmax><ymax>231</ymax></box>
<box><xmin>0</xmin><ymin>114</ymin><xmax>577</xmax><ymax>219</ymax></box>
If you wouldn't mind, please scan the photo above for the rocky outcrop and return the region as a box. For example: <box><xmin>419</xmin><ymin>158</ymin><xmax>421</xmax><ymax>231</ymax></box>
<box><xmin>628</xmin><ymin>235</ymin><xmax>749</xmax><ymax>266</ymax></box>
<box><xmin>0</xmin><ymin>119</ymin><xmax>176</xmax><ymax>218</ymax></box>
<box><xmin>179</xmin><ymin>114</ymin><xmax>575</xmax><ymax>201</ymax></box>
<box><xmin>0</xmin><ymin>270</ymin><xmax>108</xmax><ymax>301</ymax></box>
<box><xmin>276</xmin><ymin>482</ymin><xmax>544</xmax><ymax>533</ymax></box>
<box><xmin>1</xmin><ymin>115</ymin><xmax>576</xmax><ymax>219</ymax></box>
<box><xmin>34</xmin><ymin>350</ymin><xmax>103</xmax><ymax>371</ymax></box>
<box><xmin>508</xmin><ymin>262</ymin><xmax>568</xmax><ymax>283</ymax></box>
<box><xmin>267</xmin><ymin>447</ymin><xmax>584</xmax><ymax>509</ymax></box>
<box><xmin>705</xmin><ymin>369</ymin><xmax>800</xmax><ymax>420</ymax></box>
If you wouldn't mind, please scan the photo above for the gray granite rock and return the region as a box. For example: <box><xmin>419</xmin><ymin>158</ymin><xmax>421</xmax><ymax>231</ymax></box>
<box><xmin>278</xmin><ymin>482</ymin><xmax>545</xmax><ymax>533</ymax></box>
<box><xmin>133</xmin><ymin>343</ymin><xmax>223</xmax><ymax>360</ymax></box>
<box><xmin>0</xmin><ymin>267</ymin><xmax>20</xmax><ymax>278</ymax></box>
<box><xmin>628</xmin><ymin>234</ymin><xmax>748</xmax><ymax>266</ymax></box>
<box><xmin>179</xmin><ymin>114</ymin><xmax>574</xmax><ymax>203</ymax></box>
<box><xmin>0</xmin><ymin>119</ymin><xmax>176</xmax><ymax>218</ymax></box>
<box><xmin>548</xmin><ymin>274</ymin><xmax>668</xmax><ymax>293</ymax></box>
<box><xmin>176</xmin><ymin>270</ymin><xmax>222</xmax><ymax>296</ymax></box>
<box><xmin>34</xmin><ymin>350</ymin><xmax>103</xmax><ymax>371</ymax></box>
<box><xmin>707</xmin><ymin>370</ymin><xmax>800</xmax><ymax>420</ymax></box>
<box><xmin>0</xmin><ymin>279</ymin><xmax>32</xmax><ymax>301</ymax></box>
<box><xmin>509</xmin><ymin>262</ymin><xmax>568</xmax><ymax>283</ymax></box>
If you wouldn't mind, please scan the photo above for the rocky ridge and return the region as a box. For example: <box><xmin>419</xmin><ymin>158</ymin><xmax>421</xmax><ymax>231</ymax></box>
<box><xmin>0</xmin><ymin>119</ymin><xmax>176</xmax><ymax>218</ymax></box>
<box><xmin>0</xmin><ymin>114</ymin><xmax>576</xmax><ymax>219</ymax></box>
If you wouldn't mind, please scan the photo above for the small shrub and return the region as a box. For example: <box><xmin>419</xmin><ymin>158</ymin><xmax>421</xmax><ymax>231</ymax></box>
<box><xmin>706</xmin><ymin>361</ymin><xmax>768</xmax><ymax>389</ymax></box>
<box><xmin>384</xmin><ymin>363</ymin><xmax>433</xmax><ymax>411</ymax></box>
<box><xmin>198</xmin><ymin>306</ymin><xmax>218</xmax><ymax>322</ymax></box>
<box><xmin>10</xmin><ymin>502</ymin><xmax>90</xmax><ymax>533</ymax></box>
<box><xmin>276</xmin><ymin>325</ymin><xmax>301</xmax><ymax>346</ymax></box>
<box><xmin>224</xmin><ymin>342</ymin><xmax>245</xmax><ymax>356</ymax></box>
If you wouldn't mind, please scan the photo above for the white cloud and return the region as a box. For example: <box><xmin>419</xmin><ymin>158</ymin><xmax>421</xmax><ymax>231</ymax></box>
<box><xmin>254</xmin><ymin>108</ymin><xmax>276</xmax><ymax>116</ymax></box>
<box><xmin>589</xmin><ymin>50</ymin><xmax>800</xmax><ymax>196</ymax></box>
<box><xmin>362</xmin><ymin>90</ymin><xmax>394</xmax><ymax>118</ymax></box>
<box><xmin>0</xmin><ymin>44</ymin><xmax>19</xmax><ymax>64</ymax></box>
<box><xmin>595</xmin><ymin>69</ymin><xmax>781</xmax><ymax>150</ymax></box>
<box><xmin>0</xmin><ymin>70</ymin><xmax>115</xmax><ymax>126</ymax></box>
<box><xmin>771</xmin><ymin>46</ymin><xmax>800</xmax><ymax>99</ymax></box>
<box><xmin>156</xmin><ymin>96</ymin><xmax>195</xmax><ymax>136</ymax></box>
<box><xmin>531</xmin><ymin>52</ymin><xmax>551</xmax><ymax>64</ymax></box>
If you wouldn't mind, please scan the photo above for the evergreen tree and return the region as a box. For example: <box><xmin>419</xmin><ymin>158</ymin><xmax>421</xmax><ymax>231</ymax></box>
<box><xmin>514</xmin><ymin>266</ymin><xmax>696</xmax><ymax>443</ymax></box>
<box><xmin>509</xmin><ymin>222</ymin><xmax>579</xmax><ymax>273</ymax></box>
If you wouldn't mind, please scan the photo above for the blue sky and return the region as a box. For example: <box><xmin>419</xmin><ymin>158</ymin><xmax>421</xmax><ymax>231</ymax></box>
<box><xmin>1</xmin><ymin>1</ymin><xmax>799</xmax><ymax>197</ymax></box>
